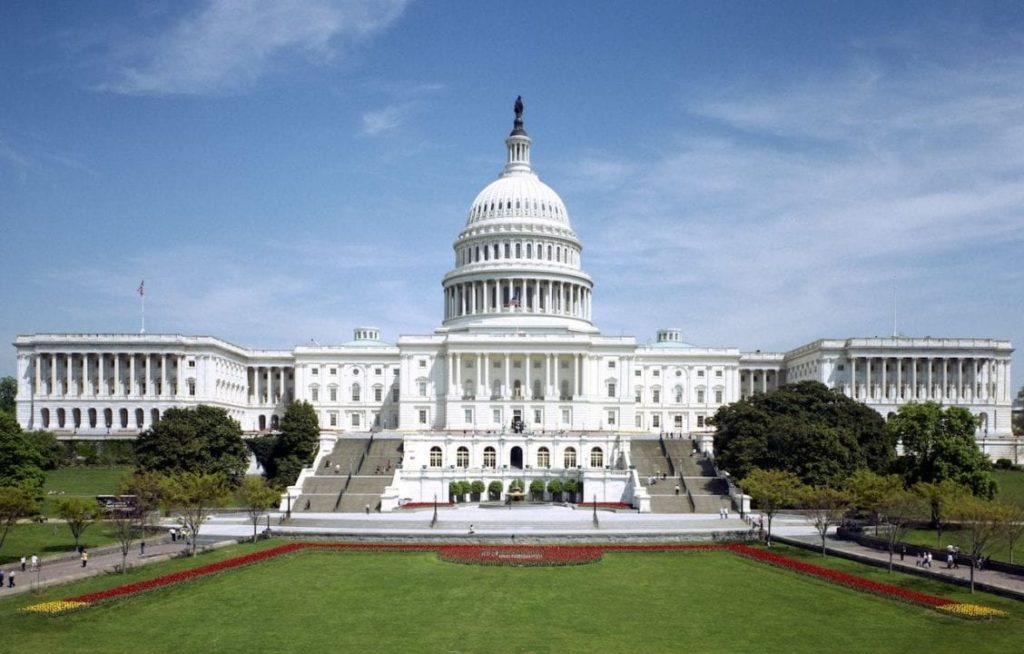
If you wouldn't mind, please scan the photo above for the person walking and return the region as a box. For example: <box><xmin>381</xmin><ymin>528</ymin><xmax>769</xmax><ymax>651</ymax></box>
<box><xmin>7</xmin><ymin>569</ymin><xmax>15</xmax><ymax>587</ymax></box>
<box><xmin>140</xmin><ymin>540</ymin><xmax>146</xmax><ymax>556</ymax></box>
<box><xmin>20</xmin><ymin>556</ymin><xmax>26</xmax><ymax>572</ymax></box>
<box><xmin>1</xmin><ymin>569</ymin><xmax>5</xmax><ymax>588</ymax></box>
<box><xmin>81</xmin><ymin>549</ymin><xmax>89</xmax><ymax>568</ymax></box>
<box><xmin>30</xmin><ymin>554</ymin><xmax>38</xmax><ymax>571</ymax></box>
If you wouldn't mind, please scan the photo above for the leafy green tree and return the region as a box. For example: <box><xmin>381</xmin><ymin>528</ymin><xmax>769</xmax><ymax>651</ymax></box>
<box><xmin>237</xmin><ymin>476</ymin><xmax>280</xmax><ymax>543</ymax></box>
<box><xmin>0</xmin><ymin>376</ymin><xmax>16</xmax><ymax>415</ymax></box>
<box><xmin>55</xmin><ymin>497</ymin><xmax>100</xmax><ymax>549</ymax></box>
<box><xmin>712</xmin><ymin>381</ymin><xmax>893</xmax><ymax>487</ymax></box>
<box><xmin>547</xmin><ymin>479</ymin><xmax>563</xmax><ymax>502</ymax></box>
<box><xmin>529</xmin><ymin>479</ymin><xmax>545</xmax><ymax>501</ymax></box>
<box><xmin>134</xmin><ymin>406</ymin><xmax>248</xmax><ymax>485</ymax></box>
<box><xmin>24</xmin><ymin>429</ymin><xmax>64</xmax><ymax>470</ymax></box>
<box><xmin>951</xmin><ymin>495</ymin><xmax>1004</xmax><ymax>593</ymax></box>
<box><xmin>890</xmin><ymin>402</ymin><xmax>995</xmax><ymax>498</ymax></box>
<box><xmin>913</xmin><ymin>479</ymin><xmax>967</xmax><ymax>548</ymax></box>
<box><xmin>877</xmin><ymin>489</ymin><xmax>927</xmax><ymax>572</ymax></box>
<box><xmin>470</xmin><ymin>480</ymin><xmax>486</xmax><ymax>499</ymax></box>
<box><xmin>0</xmin><ymin>485</ymin><xmax>38</xmax><ymax>555</ymax></box>
<box><xmin>801</xmin><ymin>486</ymin><xmax>852</xmax><ymax>555</ymax></box>
<box><xmin>0</xmin><ymin>411</ymin><xmax>45</xmax><ymax>493</ymax></box>
<box><xmin>119</xmin><ymin>470</ymin><xmax>165</xmax><ymax>538</ymax></box>
<box><xmin>487</xmin><ymin>480</ymin><xmax>503</xmax><ymax>501</ymax></box>
<box><xmin>161</xmin><ymin>472</ymin><xmax>229</xmax><ymax>556</ymax></box>
<box><xmin>846</xmin><ymin>469</ymin><xmax>905</xmax><ymax>535</ymax></box>
<box><xmin>263</xmin><ymin>401</ymin><xmax>320</xmax><ymax>487</ymax></box>
<box><xmin>562</xmin><ymin>479</ymin><xmax>579</xmax><ymax>503</ymax></box>
<box><xmin>741</xmin><ymin>468</ymin><xmax>805</xmax><ymax>546</ymax></box>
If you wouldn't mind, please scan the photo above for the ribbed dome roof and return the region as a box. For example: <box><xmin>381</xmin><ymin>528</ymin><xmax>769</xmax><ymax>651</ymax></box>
<box><xmin>466</xmin><ymin>173</ymin><xmax>570</xmax><ymax>226</ymax></box>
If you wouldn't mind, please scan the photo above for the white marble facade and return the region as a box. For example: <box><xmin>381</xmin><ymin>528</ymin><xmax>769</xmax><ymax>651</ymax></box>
<box><xmin>12</xmin><ymin>108</ymin><xmax>1016</xmax><ymax>471</ymax></box>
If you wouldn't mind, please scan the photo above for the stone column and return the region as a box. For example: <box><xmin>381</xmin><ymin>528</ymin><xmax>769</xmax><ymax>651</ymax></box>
<box><xmin>896</xmin><ymin>357</ymin><xmax>902</xmax><ymax>401</ymax></box>
<box><xmin>525</xmin><ymin>354</ymin><xmax>532</xmax><ymax>399</ymax></box>
<box><xmin>266</xmin><ymin>367</ymin><xmax>272</xmax><ymax>403</ymax></box>
<box><xmin>850</xmin><ymin>357</ymin><xmax>857</xmax><ymax>399</ymax></box>
<box><xmin>504</xmin><ymin>353</ymin><xmax>511</xmax><ymax>398</ymax></box>
<box><xmin>865</xmin><ymin>358</ymin><xmax>872</xmax><ymax>400</ymax></box>
<box><xmin>35</xmin><ymin>354</ymin><xmax>42</xmax><ymax>396</ymax></box>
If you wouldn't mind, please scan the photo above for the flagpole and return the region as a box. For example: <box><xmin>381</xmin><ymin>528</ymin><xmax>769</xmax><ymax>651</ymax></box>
<box><xmin>141</xmin><ymin>291</ymin><xmax>146</xmax><ymax>334</ymax></box>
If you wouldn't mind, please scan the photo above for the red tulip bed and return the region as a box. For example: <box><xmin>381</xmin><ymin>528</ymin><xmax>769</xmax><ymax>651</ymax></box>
<box><xmin>576</xmin><ymin>501</ymin><xmax>633</xmax><ymax>509</ymax></box>
<box><xmin>20</xmin><ymin>541</ymin><xmax>1006</xmax><ymax>619</ymax></box>
<box><xmin>399</xmin><ymin>502</ymin><xmax>455</xmax><ymax>509</ymax></box>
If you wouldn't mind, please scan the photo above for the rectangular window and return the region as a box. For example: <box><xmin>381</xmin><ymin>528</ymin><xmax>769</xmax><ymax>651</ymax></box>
<box><xmin>608</xmin><ymin>360</ymin><xmax>616</xmax><ymax>368</ymax></box>
<box><xmin>674</xmin><ymin>414</ymin><xmax>683</xmax><ymax>428</ymax></box>
<box><xmin>697</xmin><ymin>415</ymin><xmax>706</xmax><ymax>428</ymax></box>
<box><xmin>352</xmin><ymin>413</ymin><xmax>360</xmax><ymax>427</ymax></box>
<box><xmin>374</xmin><ymin>387</ymin><xmax>382</xmax><ymax>402</ymax></box>
<box><xmin>635</xmin><ymin>369</ymin><xmax>641</xmax><ymax>377</ymax></box>
<box><xmin>188</xmin><ymin>360</ymin><xmax>195</xmax><ymax>368</ymax></box>
<box><xmin>837</xmin><ymin>364</ymin><xmax>845</xmax><ymax>371</ymax></box>
<box><xmin>635</xmin><ymin>391</ymin><xmax>642</xmax><ymax>403</ymax></box>
<box><xmin>329</xmin><ymin>368</ymin><xmax>337</xmax><ymax>375</ymax></box>
<box><xmin>652</xmin><ymin>414</ymin><xmax>660</xmax><ymax>428</ymax></box>
<box><xmin>697</xmin><ymin>370</ymin><xmax>704</xmax><ymax>377</ymax></box>
<box><xmin>635</xmin><ymin>415</ymin><xmax>643</xmax><ymax>428</ymax></box>
<box><xmin>329</xmin><ymin>388</ymin><xmax>337</xmax><ymax>402</ymax></box>
<box><xmin>465</xmin><ymin>408</ymin><xmax>473</xmax><ymax>423</ymax></box>
<box><xmin>375</xmin><ymin>368</ymin><xmax>382</xmax><ymax>375</ymax></box>
<box><xmin>311</xmin><ymin>388</ymin><xmax>319</xmax><ymax>402</ymax></box>
<box><xmin>419</xmin><ymin>360</ymin><xmax>427</xmax><ymax>368</ymax></box>
<box><xmin>608</xmin><ymin>383</ymin><xmax>616</xmax><ymax>398</ymax></box>
<box><xmin>392</xmin><ymin>388</ymin><xmax>399</xmax><ymax>402</ymax></box>
<box><xmin>697</xmin><ymin>390</ymin><xmax>705</xmax><ymax>403</ymax></box>
<box><xmin>312</xmin><ymin>368</ymin><xmax>319</xmax><ymax>375</ymax></box>
<box><xmin>493</xmin><ymin>408</ymin><xmax>501</xmax><ymax>423</ymax></box>
<box><xmin>419</xmin><ymin>382</ymin><xmax>427</xmax><ymax>396</ymax></box>
<box><xmin>715</xmin><ymin>390</ymin><xmax>723</xmax><ymax>403</ymax></box>
<box><xmin>715</xmin><ymin>370</ymin><xmax>723</xmax><ymax>377</ymax></box>
<box><xmin>418</xmin><ymin>409</ymin><xmax>427</xmax><ymax>424</ymax></box>
<box><xmin>652</xmin><ymin>369</ymin><xmax>660</xmax><ymax>377</ymax></box>
<box><xmin>561</xmin><ymin>409</ymin><xmax>570</xmax><ymax>424</ymax></box>
<box><xmin>652</xmin><ymin>389</ymin><xmax>660</xmax><ymax>403</ymax></box>
<box><xmin>607</xmin><ymin>411</ymin><xmax>616</xmax><ymax>426</ymax></box>
<box><xmin>329</xmin><ymin>412</ymin><xmax>337</xmax><ymax>427</ymax></box>
<box><xmin>533</xmin><ymin>409</ymin><xmax>542</xmax><ymax>424</ymax></box>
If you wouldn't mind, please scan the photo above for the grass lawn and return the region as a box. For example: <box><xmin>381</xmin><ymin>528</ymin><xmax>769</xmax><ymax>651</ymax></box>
<box><xmin>994</xmin><ymin>469</ymin><xmax>1024</xmax><ymax>506</ymax></box>
<box><xmin>2</xmin><ymin>542</ymin><xmax>1021</xmax><ymax>653</ymax></box>
<box><xmin>42</xmin><ymin>465</ymin><xmax>133</xmax><ymax>515</ymax></box>
<box><xmin>0</xmin><ymin>522</ymin><xmax>122</xmax><ymax>565</ymax></box>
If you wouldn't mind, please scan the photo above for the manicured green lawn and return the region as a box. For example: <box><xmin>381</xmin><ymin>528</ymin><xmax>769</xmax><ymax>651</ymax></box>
<box><xmin>994</xmin><ymin>469</ymin><xmax>1024</xmax><ymax>506</ymax></box>
<box><xmin>42</xmin><ymin>465</ymin><xmax>133</xmax><ymax>515</ymax></box>
<box><xmin>2</xmin><ymin>542</ymin><xmax>1020</xmax><ymax>653</ymax></box>
<box><xmin>0</xmin><ymin>522</ymin><xmax>121</xmax><ymax>565</ymax></box>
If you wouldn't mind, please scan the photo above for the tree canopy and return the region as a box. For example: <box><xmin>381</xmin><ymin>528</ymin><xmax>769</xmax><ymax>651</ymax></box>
<box><xmin>712</xmin><ymin>381</ymin><xmax>893</xmax><ymax>486</ymax></box>
<box><xmin>0</xmin><ymin>411</ymin><xmax>46</xmax><ymax>492</ymax></box>
<box><xmin>889</xmin><ymin>402</ymin><xmax>995</xmax><ymax>498</ymax></box>
<box><xmin>260</xmin><ymin>401</ymin><xmax>320</xmax><ymax>487</ymax></box>
<box><xmin>134</xmin><ymin>405</ymin><xmax>248</xmax><ymax>485</ymax></box>
<box><xmin>0</xmin><ymin>376</ymin><xmax>16</xmax><ymax>415</ymax></box>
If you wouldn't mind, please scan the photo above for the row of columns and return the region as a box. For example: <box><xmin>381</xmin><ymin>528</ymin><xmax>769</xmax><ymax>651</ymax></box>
<box><xmin>445</xmin><ymin>278</ymin><xmax>591</xmax><ymax>321</ymax></box>
<box><xmin>847</xmin><ymin>356</ymin><xmax>1009</xmax><ymax>403</ymax></box>
<box><xmin>31</xmin><ymin>352</ymin><xmax>184</xmax><ymax>399</ymax></box>
<box><xmin>457</xmin><ymin>239</ymin><xmax>576</xmax><ymax>267</ymax></box>
<box><xmin>248</xmin><ymin>366</ymin><xmax>292</xmax><ymax>405</ymax></box>
<box><xmin>447</xmin><ymin>352</ymin><xmax>586</xmax><ymax>401</ymax></box>
<box><xmin>740</xmin><ymin>369</ymin><xmax>780</xmax><ymax>397</ymax></box>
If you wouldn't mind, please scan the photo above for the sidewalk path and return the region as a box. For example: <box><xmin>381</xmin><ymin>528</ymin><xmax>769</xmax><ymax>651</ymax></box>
<box><xmin>0</xmin><ymin>538</ymin><xmax>211</xmax><ymax>600</ymax></box>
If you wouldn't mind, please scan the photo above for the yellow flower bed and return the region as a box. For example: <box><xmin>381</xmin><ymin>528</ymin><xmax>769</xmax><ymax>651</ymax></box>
<box><xmin>20</xmin><ymin>600</ymin><xmax>90</xmax><ymax>616</ymax></box>
<box><xmin>936</xmin><ymin>603</ymin><xmax>1008</xmax><ymax>620</ymax></box>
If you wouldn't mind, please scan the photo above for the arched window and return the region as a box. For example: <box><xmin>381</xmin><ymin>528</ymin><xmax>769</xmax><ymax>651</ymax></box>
<box><xmin>40</xmin><ymin>408</ymin><xmax>50</xmax><ymax>428</ymax></box>
<box><xmin>537</xmin><ymin>447</ymin><xmax>550</xmax><ymax>468</ymax></box>
<box><xmin>135</xmin><ymin>408</ymin><xmax>144</xmax><ymax>428</ymax></box>
<box><xmin>119</xmin><ymin>408</ymin><xmax>128</xmax><ymax>428</ymax></box>
<box><xmin>352</xmin><ymin>383</ymin><xmax>361</xmax><ymax>402</ymax></box>
<box><xmin>72</xmin><ymin>408</ymin><xmax>81</xmax><ymax>428</ymax></box>
<box><xmin>483</xmin><ymin>446</ymin><xmax>496</xmax><ymax>468</ymax></box>
<box><xmin>564</xmin><ymin>447</ymin><xmax>577</xmax><ymax>468</ymax></box>
<box><xmin>430</xmin><ymin>446</ymin><xmax>443</xmax><ymax>468</ymax></box>
<box><xmin>457</xmin><ymin>446</ymin><xmax>469</xmax><ymax>468</ymax></box>
<box><xmin>590</xmin><ymin>447</ymin><xmax>604</xmax><ymax>468</ymax></box>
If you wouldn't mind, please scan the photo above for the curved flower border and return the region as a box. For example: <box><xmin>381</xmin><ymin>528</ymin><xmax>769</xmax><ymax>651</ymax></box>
<box><xmin>21</xmin><ymin>542</ymin><xmax>1006</xmax><ymax>620</ymax></box>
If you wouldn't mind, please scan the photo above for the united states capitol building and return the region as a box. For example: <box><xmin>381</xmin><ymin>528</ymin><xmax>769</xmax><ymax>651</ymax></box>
<box><xmin>11</xmin><ymin>102</ymin><xmax>1016</xmax><ymax>509</ymax></box>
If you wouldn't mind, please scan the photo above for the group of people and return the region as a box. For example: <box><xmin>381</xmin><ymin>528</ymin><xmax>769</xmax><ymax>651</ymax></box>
<box><xmin>916</xmin><ymin>551</ymin><xmax>934</xmax><ymax>568</ymax></box>
<box><xmin>0</xmin><ymin>554</ymin><xmax>41</xmax><ymax>589</ymax></box>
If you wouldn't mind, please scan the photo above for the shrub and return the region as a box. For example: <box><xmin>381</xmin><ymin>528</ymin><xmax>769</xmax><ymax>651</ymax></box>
<box><xmin>529</xmin><ymin>479</ymin><xmax>545</xmax><ymax>500</ymax></box>
<box><xmin>547</xmin><ymin>479</ymin><xmax>563</xmax><ymax>501</ymax></box>
<box><xmin>487</xmin><ymin>480</ymin><xmax>503</xmax><ymax>501</ymax></box>
<box><xmin>470</xmin><ymin>480</ymin><xmax>486</xmax><ymax>495</ymax></box>
<box><xmin>994</xmin><ymin>458</ymin><xmax>1020</xmax><ymax>471</ymax></box>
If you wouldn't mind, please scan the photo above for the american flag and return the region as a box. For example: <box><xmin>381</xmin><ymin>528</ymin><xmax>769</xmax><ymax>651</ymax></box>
<box><xmin>137</xmin><ymin>280</ymin><xmax>144</xmax><ymax>297</ymax></box>
<box><xmin>507</xmin><ymin>288</ymin><xmax>521</xmax><ymax>307</ymax></box>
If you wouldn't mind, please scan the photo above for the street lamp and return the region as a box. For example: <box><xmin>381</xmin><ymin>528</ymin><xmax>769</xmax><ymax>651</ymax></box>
<box><xmin>431</xmin><ymin>493</ymin><xmax>438</xmax><ymax>527</ymax></box>
<box><xmin>592</xmin><ymin>493</ymin><xmax>599</xmax><ymax>528</ymax></box>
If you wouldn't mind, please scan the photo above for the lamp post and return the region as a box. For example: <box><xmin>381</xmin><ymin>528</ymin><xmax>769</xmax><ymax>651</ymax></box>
<box><xmin>286</xmin><ymin>493</ymin><xmax>292</xmax><ymax>521</ymax></box>
<box><xmin>431</xmin><ymin>493</ymin><xmax>438</xmax><ymax>527</ymax></box>
<box><xmin>592</xmin><ymin>493</ymin><xmax>598</xmax><ymax>528</ymax></box>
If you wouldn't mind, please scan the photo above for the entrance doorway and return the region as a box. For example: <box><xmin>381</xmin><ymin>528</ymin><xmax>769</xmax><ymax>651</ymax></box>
<box><xmin>510</xmin><ymin>446</ymin><xmax>523</xmax><ymax>469</ymax></box>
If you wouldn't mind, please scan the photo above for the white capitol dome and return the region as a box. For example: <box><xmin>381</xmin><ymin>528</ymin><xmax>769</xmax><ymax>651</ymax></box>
<box><xmin>440</xmin><ymin>98</ymin><xmax>595</xmax><ymax>333</ymax></box>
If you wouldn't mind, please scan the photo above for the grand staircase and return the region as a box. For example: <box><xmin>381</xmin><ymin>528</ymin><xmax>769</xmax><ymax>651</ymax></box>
<box><xmin>294</xmin><ymin>436</ymin><xmax>403</xmax><ymax>513</ymax></box>
<box><xmin>632</xmin><ymin>438</ymin><xmax>732</xmax><ymax>514</ymax></box>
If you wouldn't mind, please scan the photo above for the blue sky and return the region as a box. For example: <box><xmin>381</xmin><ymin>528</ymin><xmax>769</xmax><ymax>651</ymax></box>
<box><xmin>1</xmin><ymin>1</ymin><xmax>1022</xmax><ymax>391</ymax></box>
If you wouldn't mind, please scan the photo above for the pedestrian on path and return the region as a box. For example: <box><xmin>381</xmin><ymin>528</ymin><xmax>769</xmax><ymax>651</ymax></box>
<box><xmin>20</xmin><ymin>555</ymin><xmax>26</xmax><ymax>571</ymax></box>
<box><xmin>365</xmin><ymin>504</ymin><xmax>370</xmax><ymax>515</ymax></box>
<box><xmin>674</xmin><ymin>484</ymin><xmax>680</xmax><ymax>495</ymax></box>
<box><xmin>1</xmin><ymin>569</ymin><xmax>5</xmax><ymax>588</ymax></box>
<box><xmin>31</xmin><ymin>554</ymin><xmax>38</xmax><ymax>571</ymax></box>
<box><xmin>140</xmin><ymin>540</ymin><xmax>146</xmax><ymax>556</ymax></box>
<box><xmin>7</xmin><ymin>569</ymin><xmax>14</xmax><ymax>587</ymax></box>
<box><xmin>170</xmin><ymin>527</ymin><xmax>177</xmax><ymax>542</ymax></box>
<box><xmin>81</xmin><ymin>549</ymin><xmax>89</xmax><ymax>568</ymax></box>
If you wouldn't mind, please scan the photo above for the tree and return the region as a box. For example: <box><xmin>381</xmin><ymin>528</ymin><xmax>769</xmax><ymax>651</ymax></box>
<box><xmin>713</xmin><ymin>382</ymin><xmax>893</xmax><ymax>487</ymax></box>
<box><xmin>135</xmin><ymin>406</ymin><xmax>248</xmax><ymax>485</ymax></box>
<box><xmin>0</xmin><ymin>485</ymin><xmax>38</xmax><ymax>555</ymax></box>
<box><xmin>237</xmin><ymin>476</ymin><xmax>280</xmax><ymax>543</ymax></box>
<box><xmin>470</xmin><ymin>480</ymin><xmax>485</xmax><ymax>500</ymax></box>
<box><xmin>846</xmin><ymin>469</ymin><xmax>905</xmax><ymax>535</ymax></box>
<box><xmin>0</xmin><ymin>376</ymin><xmax>16</xmax><ymax>415</ymax></box>
<box><xmin>997</xmin><ymin>502</ymin><xmax>1024</xmax><ymax>566</ymax></box>
<box><xmin>913</xmin><ymin>479</ymin><xmax>967</xmax><ymax>548</ymax></box>
<box><xmin>877</xmin><ymin>489</ymin><xmax>927</xmax><ymax>572</ymax></box>
<box><xmin>562</xmin><ymin>479</ymin><xmax>579</xmax><ymax>503</ymax></box>
<box><xmin>741</xmin><ymin>468</ymin><xmax>805</xmax><ymax>546</ymax></box>
<box><xmin>889</xmin><ymin>402</ymin><xmax>996</xmax><ymax>498</ymax></box>
<box><xmin>547</xmin><ymin>479</ymin><xmax>563</xmax><ymax>502</ymax></box>
<box><xmin>801</xmin><ymin>486</ymin><xmax>852</xmax><ymax>555</ymax></box>
<box><xmin>119</xmin><ymin>470</ymin><xmax>165</xmax><ymax>541</ymax></box>
<box><xmin>0</xmin><ymin>412</ymin><xmax>45</xmax><ymax>493</ymax></box>
<box><xmin>529</xmin><ymin>479</ymin><xmax>545</xmax><ymax>501</ymax></box>
<box><xmin>951</xmin><ymin>496</ymin><xmax>1003</xmax><ymax>593</ymax></box>
<box><xmin>55</xmin><ymin>497</ymin><xmax>100</xmax><ymax>549</ymax></box>
<box><xmin>161</xmin><ymin>472</ymin><xmax>229</xmax><ymax>556</ymax></box>
<box><xmin>263</xmin><ymin>401</ymin><xmax>320</xmax><ymax>487</ymax></box>
<box><xmin>487</xmin><ymin>480</ymin><xmax>503</xmax><ymax>501</ymax></box>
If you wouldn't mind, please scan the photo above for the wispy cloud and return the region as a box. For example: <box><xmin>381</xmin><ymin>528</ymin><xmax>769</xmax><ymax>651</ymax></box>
<box><xmin>361</xmin><ymin>103</ymin><xmax>411</xmax><ymax>136</ymax></box>
<box><xmin>100</xmin><ymin>0</ymin><xmax>409</xmax><ymax>96</ymax></box>
<box><xmin>573</xmin><ymin>56</ymin><xmax>1024</xmax><ymax>351</ymax></box>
